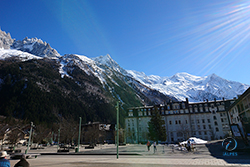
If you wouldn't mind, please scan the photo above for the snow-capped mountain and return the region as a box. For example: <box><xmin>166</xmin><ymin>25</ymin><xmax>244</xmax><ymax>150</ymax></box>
<box><xmin>11</xmin><ymin>37</ymin><xmax>60</xmax><ymax>58</ymax></box>
<box><xmin>0</xmin><ymin>28</ymin><xmax>60</xmax><ymax>58</ymax></box>
<box><xmin>0</xmin><ymin>28</ymin><xmax>249</xmax><ymax>103</ymax></box>
<box><xmin>127</xmin><ymin>71</ymin><xmax>249</xmax><ymax>102</ymax></box>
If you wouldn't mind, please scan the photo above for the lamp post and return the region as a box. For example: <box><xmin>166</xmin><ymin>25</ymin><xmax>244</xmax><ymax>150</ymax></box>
<box><xmin>57</xmin><ymin>128</ymin><xmax>60</xmax><ymax>151</ymax></box>
<box><xmin>77</xmin><ymin>117</ymin><xmax>82</xmax><ymax>153</ymax></box>
<box><xmin>25</xmin><ymin>122</ymin><xmax>34</xmax><ymax>154</ymax></box>
<box><xmin>116</xmin><ymin>101</ymin><xmax>120</xmax><ymax>159</ymax></box>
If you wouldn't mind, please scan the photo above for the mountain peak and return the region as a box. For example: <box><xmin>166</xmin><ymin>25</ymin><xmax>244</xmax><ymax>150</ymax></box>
<box><xmin>92</xmin><ymin>54</ymin><xmax>127</xmax><ymax>74</ymax></box>
<box><xmin>0</xmin><ymin>28</ymin><xmax>14</xmax><ymax>49</ymax></box>
<box><xmin>94</xmin><ymin>54</ymin><xmax>114</xmax><ymax>65</ymax></box>
<box><xmin>11</xmin><ymin>37</ymin><xmax>60</xmax><ymax>58</ymax></box>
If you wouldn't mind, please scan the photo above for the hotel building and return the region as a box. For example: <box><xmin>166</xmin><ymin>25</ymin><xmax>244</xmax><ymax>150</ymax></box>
<box><xmin>125</xmin><ymin>98</ymin><xmax>235</xmax><ymax>144</ymax></box>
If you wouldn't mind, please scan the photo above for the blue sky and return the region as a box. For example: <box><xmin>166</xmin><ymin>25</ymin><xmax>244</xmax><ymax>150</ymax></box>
<box><xmin>1</xmin><ymin>0</ymin><xmax>250</xmax><ymax>84</ymax></box>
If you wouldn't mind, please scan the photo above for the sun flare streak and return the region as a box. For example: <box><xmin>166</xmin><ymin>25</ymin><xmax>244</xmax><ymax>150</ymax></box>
<box><xmin>182</xmin><ymin>1</ymin><xmax>250</xmax><ymax>75</ymax></box>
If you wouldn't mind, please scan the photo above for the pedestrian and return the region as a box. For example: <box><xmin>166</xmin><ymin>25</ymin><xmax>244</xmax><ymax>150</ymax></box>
<box><xmin>187</xmin><ymin>140</ymin><xmax>191</xmax><ymax>151</ymax></box>
<box><xmin>146</xmin><ymin>140</ymin><xmax>151</xmax><ymax>151</ymax></box>
<box><xmin>14</xmin><ymin>154</ymin><xmax>30</xmax><ymax>167</ymax></box>
<box><xmin>0</xmin><ymin>151</ymin><xmax>10</xmax><ymax>167</ymax></box>
<box><xmin>153</xmin><ymin>141</ymin><xmax>157</xmax><ymax>153</ymax></box>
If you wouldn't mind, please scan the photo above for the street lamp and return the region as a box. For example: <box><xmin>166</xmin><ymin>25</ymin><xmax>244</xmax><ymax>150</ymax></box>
<box><xmin>25</xmin><ymin>122</ymin><xmax>34</xmax><ymax>154</ymax></box>
<box><xmin>76</xmin><ymin>117</ymin><xmax>82</xmax><ymax>153</ymax></box>
<box><xmin>116</xmin><ymin>101</ymin><xmax>120</xmax><ymax>159</ymax></box>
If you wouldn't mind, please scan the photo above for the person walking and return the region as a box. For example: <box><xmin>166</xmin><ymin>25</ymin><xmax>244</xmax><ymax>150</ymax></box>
<box><xmin>187</xmin><ymin>140</ymin><xmax>191</xmax><ymax>151</ymax></box>
<box><xmin>153</xmin><ymin>141</ymin><xmax>157</xmax><ymax>153</ymax></box>
<box><xmin>146</xmin><ymin>140</ymin><xmax>151</xmax><ymax>151</ymax></box>
<box><xmin>14</xmin><ymin>154</ymin><xmax>30</xmax><ymax>167</ymax></box>
<box><xmin>0</xmin><ymin>151</ymin><xmax>10</xmax><ymax>167</ymax></box>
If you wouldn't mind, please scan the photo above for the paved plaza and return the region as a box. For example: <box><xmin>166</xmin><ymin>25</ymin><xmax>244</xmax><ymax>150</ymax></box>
<box><xmin>7</xmin><ymin>142</ymin><xmax>250</xmax><ymax>167</ymax></box>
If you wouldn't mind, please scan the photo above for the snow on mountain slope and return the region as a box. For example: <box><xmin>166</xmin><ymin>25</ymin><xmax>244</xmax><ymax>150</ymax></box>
<box><xmin>58</xmin><ymin>54</ymin><xmax>106</xmax><ymax>84</ymax></box>
<box><xmin>92</xmin><ymin>54</ymin><xmax>128</xmax><ymax>75</ymax></box>
<box><xmin>0</xmin><ymin>48</ymin><xmax>42</xmax><ymax>61</ymax></box>
<box><xmin>127</xmin><ymin>71</ymin><xmax>249</xmax><ymax>102</ymax></box>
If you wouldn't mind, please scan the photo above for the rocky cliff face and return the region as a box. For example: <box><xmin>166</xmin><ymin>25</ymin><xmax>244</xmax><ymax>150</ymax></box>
<box><xmin>0</xmin><ymin>29</ymin><xmax>14</xmax><ymax>49</ymax></box>
<box><xmin>11</xmin><ymin>37</ymin><xmax>60</xmax><ymax>58</ymax></box>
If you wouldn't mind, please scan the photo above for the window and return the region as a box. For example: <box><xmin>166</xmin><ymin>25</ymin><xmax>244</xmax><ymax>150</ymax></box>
<box><xmin>179</xmin><ymin>120</ymin><xmax>181</xmax><ymax>124</ymax></box>
<box><xmin>202</xmin><ymin>119</ymin><xmax>205</xmax><ymax>123</ymax></box>
<box><xmin>207</xmin><ymin>119</ymin><xmax>210</xmax><ymax>123</ymax></box>
<box><xmin>182</xmin><ymin>103</ymin><xmax>186</xmax><ymax>109</ymax></box>
<box><xmin>216</xmin><ymin>127</ymin><xmax>219</xmax><ymax>132</ymax></box>
<box><xmin>197</xmin><ymin>119</ymin><xmax>200</xmax><ymax>124</ymax></box>
<box><xmin>213</xmin><ymin>116</ymin><xmax>217</xmax><ymax>120</ymax></box>
<box><xmin>214</xmin><ymin>121</ymin><xmax>218</xmax><ymax>126</ymax></box>
<box><xmin>203</xmin><ymin>125</ymin><xmax>206</xmax><ymax>129</ymax></box>
<box><xmin>204</xmin><ymin>131</ymin><xmax>207</xmax><ymax>135</ymax></box>
<box><xmin>169</xmin><ymin>121</ymin><xmax>172</xmax><ymax>125</ymax></box>
<box><xmin>208</xmin><ymin>125</ymin><xmax>211</xmax><ymax>129</ymax></box>
<box><xmin>175</xmin><ymin>120</ymin><xmax>178</xmax><ymax>124</ymax></box>
<box><xmin>186</xmin><ymin>120</ymin><xmax>188</xmax><ymax>124</ymax></box>
<box><xmin>199</xmin><ymin>131</ymin><xmax>202</xmax><ymax>135</ymax></box>
<box><xmin>221</xmin><ymin>118</ymin><xmax>224</xmax><ymax>122</ymax></box>
<box><xmin>197</xmin><ymin>125</ymin><xmax>201</xmax><ymax>130</ymax></box>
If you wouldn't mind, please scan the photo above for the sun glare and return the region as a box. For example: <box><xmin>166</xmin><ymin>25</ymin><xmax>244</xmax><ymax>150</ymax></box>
<box><xmin>181</xmin><ymin>0</ymin><xmax>250</xmax><ymax>76</ymax></box>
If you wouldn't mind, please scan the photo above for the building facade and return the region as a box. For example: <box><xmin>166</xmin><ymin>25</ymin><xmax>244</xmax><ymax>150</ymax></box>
<box><xmin>227</xmin><ymin>87</ymin><xmax>250</xmax><ymax>142</ymax></box>
<box><xmin>125</xmin><ymin>98</ymin><xmax>235</xmax><ymax>144</ymax></box>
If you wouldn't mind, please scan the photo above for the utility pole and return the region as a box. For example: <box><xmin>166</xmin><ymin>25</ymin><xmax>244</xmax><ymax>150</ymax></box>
<box><xmin>25</xmin><ymin>122</ymin><xmax>34</xmax><ymax>154</ymax></box>
<box><xmin>116</xmin><ymin>101</ymin><xmax>119</xmax><ymax>159</ymax></box>
<box><xmin>77</xmin><ymin>117</ymin><xmax>82</xmax><ymax>153</ymax></box>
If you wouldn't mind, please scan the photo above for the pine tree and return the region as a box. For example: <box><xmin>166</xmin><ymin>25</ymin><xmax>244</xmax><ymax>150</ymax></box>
<box><xmin>148</xmin><ymin>107</ymin><xmax>166</xmax><ymax>142</ymax></box>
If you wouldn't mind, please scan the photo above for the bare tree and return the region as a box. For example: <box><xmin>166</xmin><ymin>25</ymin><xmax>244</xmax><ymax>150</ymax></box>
<box><xmin>82</xmin><ymin>124</ymin><xmax>99</xmax><ymax>146</ymax></box>
<box><xmin>59</xmin><ymin>116</ymin><xmax>78</xmax><ymax>144</ymax></box>
<box><xmin>6</xmin><ymin>127</ymin><xmax>25</xmax><ymax>146</ymax></box>
<box><xmin>33</xmin><ymin>124</ymin><xmax>50</xmax><ymax>144</ymax></box>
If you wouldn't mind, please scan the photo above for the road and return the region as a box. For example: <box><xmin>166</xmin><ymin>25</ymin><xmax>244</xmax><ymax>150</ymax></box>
<box><xmin>9</xmin><ymin>155</ymin><xmax>250</xmax><ymax>167</ymax></box>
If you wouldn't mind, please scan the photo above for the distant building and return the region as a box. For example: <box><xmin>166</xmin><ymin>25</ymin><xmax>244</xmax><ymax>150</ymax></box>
<box><xmin>227</xmin><ymin>87</ymin><xmax>250</xmax><ymax>142</ymax></box>
<box><xmin>125</xmin><ymin>98</ymin><xmax>235</xmax><ymax>144</ymax></box>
